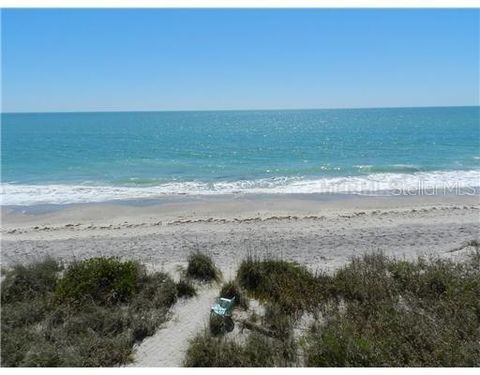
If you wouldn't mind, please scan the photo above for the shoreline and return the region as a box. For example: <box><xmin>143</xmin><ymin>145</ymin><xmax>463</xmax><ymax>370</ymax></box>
<box><xmin>3</xmin><ymin>170</ymin><xmax>480</xmax><ymax>206</ymax></box>
<box><xmin>2</xmin><ymin>193</ymin><xmax>479</xmax><ymax>275</ymax></box>
<box><xmin>3</xmin><ymin>192</ymin><xmax>479</xmax><ymax>233</ymax></box>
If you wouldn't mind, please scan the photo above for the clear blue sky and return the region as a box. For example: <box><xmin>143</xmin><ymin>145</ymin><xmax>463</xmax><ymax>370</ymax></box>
<box><xmin>2</xmin><ymin>9</ymin><xmax>479</xmax><ymax>112</ymax></box>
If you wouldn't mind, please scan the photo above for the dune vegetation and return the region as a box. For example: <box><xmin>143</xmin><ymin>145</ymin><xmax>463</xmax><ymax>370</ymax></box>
<box><xmin>186</xmin><ymin>251</ymin><xmax>221</xmax><ymax>282</ymax></box>
<box><xmin>185</xmin><ymin>249</ymin><xmax>480</xmax><ymax>367</ymax></box>
<box><xmin>1</xmin><ymin>257</ymin><xmax>178</xmax><ymax>367</ymax></box>
<box><xmin>2</xmin><ymin>248</ymin><xmax>479</xmax><ymax>367</ymax></box>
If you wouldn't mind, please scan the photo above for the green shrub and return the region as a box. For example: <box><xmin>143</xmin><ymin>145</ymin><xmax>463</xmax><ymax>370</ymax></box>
<box><xmin>131</xmin><ymin>271</ymin><xmax>177</xmax><ymax>310</ymax></box>
<box><xmin>1</xmin><ymin>257</ymin><xmax>178</xmax><ymax>367</ymax></box>
<box><xmin>176</xmin><ymin>278</ymin><xmax>197</xmax><ymax>298</ymax></box>
<box><xmin>184</xmin><ymin>331</ymin><xmax>245</xmax><ymax>367</ymax></box>
<box><xmin>186</xmin><ymin>252</ymin><xmax>219</xmax><ymax>282</ymax></box>
<box><xmin>1</xmin><ymin>299</ymin><xmax>51</xmax><ymax>329</ymax></box>
<box><xmin>1</xmin><ymin>257</ymin><xmax>61</xmax><ymax>304</ymax></box>
<box><xmin>305</xmin><ymin>299</ymin><xmax>480</xmax><ymax>366</ymax></box>
<box><xmin>305</xmin><ymin>318</ymin><xmax>379</xmax><ymax>366</ymax></box>
<box><xmin>55</xmin><ymin>257</ymin><xmax>140</xmax><ymax>306</ymax></box>
<box><xmin>20</xmin><ymin>342</ymin><xmax>64</xmax><ymax>367</ymax></box>
<box><xmin>263</xmin><ymin>304</ymin><xmax>294</xmax><ymax>339</ymax></box>
<box><xmin>1</xmin><ymin>326</ymin><xmax>43</xmax><ymax>367</ymax></box>
<box><xmin>242</xmin><ymin>333</ymin><xmax>278</xmax><ymax>366</ymax></box>
<box><xmin>304</xmin><ymin>252</ymin><xmax>480</xmax><ymax>366</ymax></box>
<box><xmin>327</xmin><ymin>252</ymin><xmax>398</xmax><ymax>310</ymax></box>
<box><xmin>236</xmin><ymin>257</ymin><xmax>320</xmax><ymax>314</ymax></box>
<box><xmin>184</xmin><ymin>331</ymin><xmax>281</xmax><ymax>367</ymax></box>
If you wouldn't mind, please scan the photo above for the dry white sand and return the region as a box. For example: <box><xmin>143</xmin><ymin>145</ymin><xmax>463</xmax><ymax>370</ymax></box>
<box><xmin>2</xmin><ymin>193</ymin><xmax>479</xmax><ymax>366</ymax></box>
<box><xmin>3</xmin><ymin>194</ymin><xmax>479</xmax><ymax>272</ymax></box>
<box><xmin>130</xmin><ymin>284</ymin><xmax>220</xmax><ymax>367</ymax></box>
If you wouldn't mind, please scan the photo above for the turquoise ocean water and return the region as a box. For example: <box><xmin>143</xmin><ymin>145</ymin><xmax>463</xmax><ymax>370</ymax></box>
<box><xmin>2</xmin><ymin>107</ymin><xmax>479</xmax><ymax>205</ymax></box>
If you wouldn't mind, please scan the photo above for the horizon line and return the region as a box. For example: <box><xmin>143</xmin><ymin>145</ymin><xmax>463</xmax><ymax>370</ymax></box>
<box><xmin>2</xmin><ymin>104</ymin><xmax>479</xmax><ymax>115</ymax></box>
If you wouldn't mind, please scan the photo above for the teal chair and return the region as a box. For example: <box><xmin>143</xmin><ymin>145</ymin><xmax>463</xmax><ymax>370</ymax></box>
<box><xmin>211</xmin><ymin>296</ymin><xmax>236</xmax><ymax>317</ymax></box>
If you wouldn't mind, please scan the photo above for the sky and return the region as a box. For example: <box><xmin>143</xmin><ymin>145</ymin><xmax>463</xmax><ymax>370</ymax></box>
<box><xmin>1</xmin><ymin>9</ymin><xmax>479</xmax><ymax>112</ymax></box>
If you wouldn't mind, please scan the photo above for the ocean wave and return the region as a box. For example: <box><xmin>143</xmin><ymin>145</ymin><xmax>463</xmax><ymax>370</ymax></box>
<box><xmin>2</xmin><ymin>170</ymin><xmax>480</xmax><ymax>206</ymax></box>
<box><xmin>354</xmin><ymin>164</ymin><xmax>422</xmax><ymax>173</ymax></box>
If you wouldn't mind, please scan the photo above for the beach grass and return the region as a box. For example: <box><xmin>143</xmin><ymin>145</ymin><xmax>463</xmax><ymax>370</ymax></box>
<box><xmin>186</xmin><ymin>251</ymin><xmax>220</xmax><ymax>282</ymax></box>
<box><xmin>236</xmin><ymin>256</ymin><xmax>322</xmax><ymax>315</ymax></box>
<box><xmin>184</xmin><ymin>249</ymin><xmax>480</xmax><ymax>367</ymax></box>
<box><xmin>176</xmin><ymin>278</ymin><xmax>197</xmax><ymax>298</ymax></box>
<box><xmin>304</xmin><ymin>251</ymin><xmax>480</xmax><ymax>366</ymax></box>
<box><xmin>1</xmin><ymin>256</ymin><xmax>177</xmax><ymax>367</ymax></box>
<box><xmin>184</xmin><ymin>330</ymin><xmax>281</xmax><ymax>367</ymax></box>
<box><xmin>2</xmin><ymin>247</ymin><xmax>479</xmax><ymax>367</ymax></box>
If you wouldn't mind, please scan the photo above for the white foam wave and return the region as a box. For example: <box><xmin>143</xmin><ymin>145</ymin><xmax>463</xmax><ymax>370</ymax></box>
<box><xmin>2</xmin><ymin>170</ymin><xmax>480</xmax><ymax>206</ymax></box>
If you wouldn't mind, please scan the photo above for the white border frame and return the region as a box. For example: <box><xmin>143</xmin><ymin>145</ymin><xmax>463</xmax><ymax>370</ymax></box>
<box><xmin>1</xmin><ymin>1</ymin><xmax>479</xmax><ymax>373</ymax></box>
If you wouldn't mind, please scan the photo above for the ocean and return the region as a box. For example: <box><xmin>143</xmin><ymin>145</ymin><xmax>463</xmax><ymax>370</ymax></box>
<box><xmin>2</xmin><ymin>106</ymin><xmax>479</xmax><ymax>206</ymax></box>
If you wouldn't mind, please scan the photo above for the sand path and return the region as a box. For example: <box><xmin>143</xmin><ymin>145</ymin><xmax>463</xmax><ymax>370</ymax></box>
<box><xmin>129</xmin><ymin>284</ymin><xmax>219</xmax><ymax>367</ymax></box>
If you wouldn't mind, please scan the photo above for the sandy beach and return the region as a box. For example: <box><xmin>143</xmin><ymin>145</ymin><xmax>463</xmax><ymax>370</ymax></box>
<box><xmin>3</xmin><ymin>193</ymin><xmax>479</xmax><ymax>273</ymax></box>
